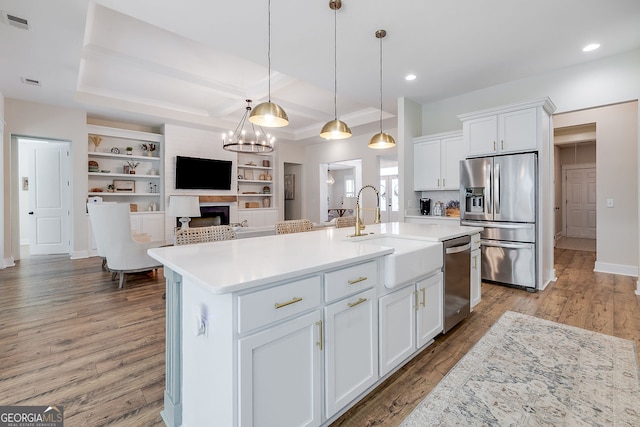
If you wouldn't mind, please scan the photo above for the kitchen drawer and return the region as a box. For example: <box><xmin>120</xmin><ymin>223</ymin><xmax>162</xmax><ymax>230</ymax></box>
<box><xmin>238</xmin><ymin>276</ymin><xmax>322</xmax><ymax>334</ymax></box>
<box><xmin>324</xmin><ymin>261</ymin><xmax>378</xmax><ymax>302</ymax></box>
<box><xmin>471</xmin><ymin>233</ymin><xmax>481</xmax><ymax>251</ymax></box>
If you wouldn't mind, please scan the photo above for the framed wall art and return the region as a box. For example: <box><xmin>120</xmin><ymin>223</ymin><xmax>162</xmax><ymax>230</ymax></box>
<box><xmin>284</xmin><ymin>174</ymin><xmax>295</xmax><ymax>200</ymax></box>
<box><xmin>113</xmin><ymin>180</ymin><xmax>135</xmax><ymax>192</ymax></box>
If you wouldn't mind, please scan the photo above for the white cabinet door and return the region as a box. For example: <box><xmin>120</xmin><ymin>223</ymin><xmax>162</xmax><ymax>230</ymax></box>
<box><xmin>378</xmin><ymin>285</ymin><xmax>416</xmax><ymax>376</ymax></box>
<box><xmin>498</xmin><ymin>107</ymin><xmax>537</xmax><ymax>153</ymax></box>
<box><xmin>324</xmin><ymin>288</ymin><xmax>378</xmax><ymax>418</ymax></box>
<box><xmin>441</xmin><ymin>135</ymin><xmax>466</xmax><ymax>190</ymax></box>
<box><xmin>416</xmin><ymin>272</ymin><xmax>443</xmax><ymax>348</ymax></box>
<box><xmin>238</xmin><ymin>310</ymin><xmax>322</xmax><ymax>427</ymax></box>
<box><xmin>470</xmin><ymin>248</ymin><xmax>481</xmax><ymax>309</ymax></box>
<box><xmin>413</xmin><ymin>140</ymin><xmax>441</xmax><ymax>190</ymax></box>
<box><xmin>465</xmin><ymin>115</ymin><xmax>497</xmax><ymax>156</ymax></box>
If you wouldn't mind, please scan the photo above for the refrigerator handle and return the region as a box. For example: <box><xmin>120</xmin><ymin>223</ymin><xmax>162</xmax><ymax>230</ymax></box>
<box><xmin>486</xmin><ymin>163</ymin><xmax>492</xmax><ymax>214</ymax></box>
<box><xmin>494</xmin><ymin>162</ymin><xmax>500</xmax><ymax>214</ymax></box>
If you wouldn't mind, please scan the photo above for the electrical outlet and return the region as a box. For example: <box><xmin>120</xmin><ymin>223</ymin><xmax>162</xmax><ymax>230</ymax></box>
<box><xmin>606</xmin><ymin>199</ymin><xmax>614</xmax><ymax>208</ymax></box>
<box><xmin>195</xmin><ymin>315</ymin><xmax>207</xmax><ymax>336</ymax></box>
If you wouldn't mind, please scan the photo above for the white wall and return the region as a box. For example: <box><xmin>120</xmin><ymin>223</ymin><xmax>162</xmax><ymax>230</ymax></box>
<box><xmin>555</xmin><ymin>102</ymin><xmax>638</xmax><ymax>274</ymax></box>
<box><xmin>404</xmin><ymin>49</ymin><xmax>640</xmax><ymax>276</ymax></box>
<box><xmin>162</xmin><ymin>124</ymin><xmax>237</xmax><ymax>242</ymax></box>
<box><xmin>3</xmin><ymin>99</ymin><xmax>87</xmax><ymax>260</ymax></box>
<box><xmin>304</xmin><ymin>131</ymin><xmax>398</xmax><ymax>224</ymax></box>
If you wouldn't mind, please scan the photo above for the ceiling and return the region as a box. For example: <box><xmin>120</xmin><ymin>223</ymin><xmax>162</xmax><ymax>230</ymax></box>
<box><xmin>1</xmin><ymin>0</ymin><xmax>640</xmax><ymax>145</ymax></box>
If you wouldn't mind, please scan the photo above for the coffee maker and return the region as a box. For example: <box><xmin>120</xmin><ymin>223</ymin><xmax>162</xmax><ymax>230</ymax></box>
<box><xmin>420</xmin><ymin>198</ymin><xmax>431</xmax><ymax>215</ymax></box>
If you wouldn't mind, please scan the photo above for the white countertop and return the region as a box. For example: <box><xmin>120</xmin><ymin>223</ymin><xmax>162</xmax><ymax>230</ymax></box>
<box><xmin>148</xmin><ymin>222</ymin><xmax>482</xmax><ymax>295</ymax></box>
<box><xmin>404</xmin><ymin>214</ymin><xmax>460</xmax><ymax>221</ymax></box>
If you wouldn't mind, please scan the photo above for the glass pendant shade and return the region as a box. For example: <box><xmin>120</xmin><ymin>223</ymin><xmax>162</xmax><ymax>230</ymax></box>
<box><xmin>368</xmin><ymin>131</ymin><xmax>396</xmax><ymax>149</ymax></box>
<box><xmin>249</xmin><ymin>101</ymin><xmax>289</xmax><ymax>127</ymax></box>
<box><xmin>320</xmin><ymin>119</ymin><xmax>352</xmax><ymax>140</ymax></box>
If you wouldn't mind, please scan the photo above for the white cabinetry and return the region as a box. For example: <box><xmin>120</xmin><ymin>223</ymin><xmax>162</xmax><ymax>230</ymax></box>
<box><xmin>459</xmin><ymin>99</ymin><xmax>556</xmax><ymax>157</ymax></box>
<box><xmin>238</xmin><ymin>310</ymin><xmax>322</xmax><ymax>427</ymax></box>
<box><xmin>238</xmin><ymin>208</ymin><xmax>279</xmax><ymax>227</ymax></box>
<box><xmin>470</xmin><ymin>233</ymin><xmax>481</xmax><ymax>309</ymax></box>
<box><xmin>379</xmin><ymin>271</ymin><xmax>443</xmax><ymax>376</ymax></box>
<box><xmin>129</xmin><ymin>212</ymin><xmax>165</xmax><ymax>242</ymax></box>
<box><xmin>87</xmin><ymin>125</ymin><xmax>163</xmax><ymax>212</ymax></box>
<box><xmin>324</xmin><ymin>288</ymin><xmax>377</xmax><ymax>418</ymax></box>
<box><xmin>413</xmin><ymin>131</ymin><xmax>465</xmax><ymax>190</ymax></box>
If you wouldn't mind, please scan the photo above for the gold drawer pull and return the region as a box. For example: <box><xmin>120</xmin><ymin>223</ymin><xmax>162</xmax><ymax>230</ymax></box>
<box><xmin>348</xmin><ymin>276</ymin><xmax>367</xmax><ymax>285</ymax></box>
<box><xmin>415</xmin><ymin>290</ymin><xmax>419</xmax><ymax>311</ymax></box>
<box><xmin>347</xmin><ymin>297</ymin><xmax>367</xmax><ymax>308</ymax></box>
<box><xmin>274</xmin><ymin>297</ymin><xmax>303</xmax><ymax>309</ymax></box>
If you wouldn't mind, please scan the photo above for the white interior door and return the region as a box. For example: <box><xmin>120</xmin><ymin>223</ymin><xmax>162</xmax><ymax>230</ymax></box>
<box><xmin>564</xmin><ymin>165</ymin><xmax>596</xmax><ymax>239</ymax></box>
<box><xmin>379</xmin><ymin>175</ymin><xmax>399</xmax><ymax>223</ymax></box>
<box><xmin>27</xmin><ymin>141</ymin><xmax>70</xmax><ymax>255</ymax></box>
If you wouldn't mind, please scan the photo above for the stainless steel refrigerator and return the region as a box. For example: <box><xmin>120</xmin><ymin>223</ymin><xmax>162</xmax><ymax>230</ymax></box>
<box><xmin>459</xmin><ymin>152</ymin><xmax>537</xmax><ymax>289</ymax></box>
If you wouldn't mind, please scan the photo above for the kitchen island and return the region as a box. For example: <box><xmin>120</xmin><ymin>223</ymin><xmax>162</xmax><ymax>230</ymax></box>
<box><xmin>148</xmin><ymin>222</ymin><xmax>481</xmax><ymax>427</ymax></box>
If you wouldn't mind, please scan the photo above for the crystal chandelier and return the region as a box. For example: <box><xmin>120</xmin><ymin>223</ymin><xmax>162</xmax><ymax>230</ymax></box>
<box><xmin>223</xmin><ymin>100</ymin><xmax>275</xmax><ymax>153</ymax></box>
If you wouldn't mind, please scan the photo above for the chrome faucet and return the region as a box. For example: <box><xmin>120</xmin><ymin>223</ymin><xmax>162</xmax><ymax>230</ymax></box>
<box><xmin>350</xmin><ymin>184</ymin><xmax>381</xmax><ymax>237</ymax></box>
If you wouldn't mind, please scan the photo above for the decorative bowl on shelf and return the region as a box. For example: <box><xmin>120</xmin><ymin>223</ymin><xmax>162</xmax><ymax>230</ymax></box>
<box><xmin>101</xmin><ymin>169</ymin><xmax>110</xmax><ymax>173</ymax></box>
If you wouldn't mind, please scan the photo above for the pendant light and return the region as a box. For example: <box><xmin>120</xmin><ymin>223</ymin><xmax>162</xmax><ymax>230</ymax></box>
<box><xmin>249</xmin><ymin>0</ymin><xmax>289</xmax><ymax>128</ymax></box>
<box><xmin>368</xmin><ymin>29</ymin><xmax>396</xmax><ymax>149</ymax></box>
<box><xmin>223</xmin><ymin>99</ymin><xmax>275</xmax><ymax>153</ymax></box>
<box><xmin>320</xmin><ymin>0</ymin><xmax>352</xmax><ymax>140</ymax></box>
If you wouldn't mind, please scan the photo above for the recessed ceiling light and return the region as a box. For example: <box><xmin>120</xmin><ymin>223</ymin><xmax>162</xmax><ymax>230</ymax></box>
<box><xmin>405</xmin><ymin>74</ymin><xmax>417</xmax><ymax>81</ymax></box>
<box><xmin>582</xmin><ymin>43</ymin><xmax>600</xmax><ymax>52</ymax></box>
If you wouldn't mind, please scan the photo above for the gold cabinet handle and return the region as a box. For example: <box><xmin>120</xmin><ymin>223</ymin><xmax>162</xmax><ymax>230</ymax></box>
<box><xmin>493</xmin><ymin>141</ymin><xmax>496</xmax><ymax>151</ymax></box>
<box><xmin>442</xmin><ymin>178</ymin><xmax>445</xmax><ymax>187</ymax></box>
<box><xmin>437</xmin><ymin>178</ymin><xmax>440</xmax><ymax>187</ymax></box>
<box><xmin>274</xmin><ymin>296</ymin><xmax>302</xmax><ymax>309</ymax></box>
<box><xmin>473</xmin><ymin>255</ymin><xmax>477</xmax><ymax>269</ymax></box>
<box><xmin>348</xmin><ymin>276</ymin><xmax>367</xmax><ymax>285</ymax></box>
<box><xmin>420</xmin><ymin>287</ymin><xmax>426</xmax><ymax>307</ymax></box>
<box><xmin>347</xmin><ymin>297</ymin><xmax>367</xmax><ymax>308</ymax></box>
<box><xmin>415</xmin><ymin>290</ymin><xmax>419</xmax><ymax>311</ymax></box>
<box><xmin>316</xmin><ymin>320</ymin><xmax>323</xmax><ymax>350</ymax></box>
<box><xmin>501</xmin><ymin>139</ymin><xmax>504</xmax><ymax>150</ymax></box>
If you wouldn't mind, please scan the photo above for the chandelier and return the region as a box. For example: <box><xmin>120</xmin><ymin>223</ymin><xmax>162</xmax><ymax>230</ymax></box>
<box><xmin>222</xmin><ymin>100</ymin><xmax>275</xmax><ymax>153</ymax></box>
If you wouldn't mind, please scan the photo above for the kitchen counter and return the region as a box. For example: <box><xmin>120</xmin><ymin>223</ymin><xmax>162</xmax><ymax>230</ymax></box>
<box><xmin>149</xmin><ymin>221</ymin><xmax>482</xmax><ymax>427</ymax></box>
<box><xmin>148</xmin><ymin>221</ymin><xmax>481</xmax><ymax>295</ymax></box>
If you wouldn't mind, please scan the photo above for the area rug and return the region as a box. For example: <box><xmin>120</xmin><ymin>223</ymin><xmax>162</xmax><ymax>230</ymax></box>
<box><xmin>401</xmin><ymin>311</ymin><xmax>640</xmax><ymax>426</ymax></box>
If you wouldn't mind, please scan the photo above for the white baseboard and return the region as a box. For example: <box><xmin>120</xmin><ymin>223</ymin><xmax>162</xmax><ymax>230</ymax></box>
<box><xmin>70</xmin><ymin>250</ymin><xmax>90</xmax><ymax>260</ymax></box>
<box><xmin>636</xmin><ymin>280</ymin><xmax>640</xmax><ymax>296</ymax></box>
<box><xmin>594</xmin><ymin>261</ymin><xmax>638</xmax><ymax>277</ymax></box>
<box><xmin>2</xmin><ymin>257</ymin><xmax>16</xmax><ymax>269</ymax></box>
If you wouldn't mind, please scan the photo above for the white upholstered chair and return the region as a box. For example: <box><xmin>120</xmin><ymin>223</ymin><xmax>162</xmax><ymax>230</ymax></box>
<box><xmin>87</xmin><ymin>203</ymin><xmax>164</xmax><ymax>289</ymax></box>
<box><xmin>275</xmin><ymin>219</ymin><xmax>314</xmax><ymax>235</ymax></box>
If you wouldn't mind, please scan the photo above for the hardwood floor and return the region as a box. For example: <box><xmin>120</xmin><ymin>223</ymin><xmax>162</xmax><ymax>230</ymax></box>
<box><xmin>1</xmin><ymin>249</ymin><xmax>638</xmax><ymax>427</ymax></box>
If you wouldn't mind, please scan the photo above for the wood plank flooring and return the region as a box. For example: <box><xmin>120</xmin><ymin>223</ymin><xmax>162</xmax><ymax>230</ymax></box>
<box><xmin>0</xmin><ymin>248</ymin><xmax>638</xmax><ymax>427</ymax></box>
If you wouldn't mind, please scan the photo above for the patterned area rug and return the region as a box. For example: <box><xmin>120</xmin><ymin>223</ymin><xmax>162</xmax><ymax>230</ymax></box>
<box><xmin>401</xmin><ymin>311</ymin><xmax>640</xmax><ymax>426</ymax></box>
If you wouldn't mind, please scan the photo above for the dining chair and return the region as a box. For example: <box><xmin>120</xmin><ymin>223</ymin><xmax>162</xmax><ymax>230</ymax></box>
<box><xmin>275</xmin><ymin>219</ymin><xmax>314</xmax><ymax>235</ymax></box>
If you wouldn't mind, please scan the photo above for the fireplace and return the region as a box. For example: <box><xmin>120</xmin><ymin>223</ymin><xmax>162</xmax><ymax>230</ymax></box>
<box><xmin>178</xmin><ymin>205</ymin><xmax>230</xmax><ymax>227</ymax></box>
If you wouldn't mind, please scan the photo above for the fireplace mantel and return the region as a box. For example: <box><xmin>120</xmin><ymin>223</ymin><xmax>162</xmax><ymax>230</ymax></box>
<box><xmin>198</xmin><ymin>195</ymin><xmax>237</xmax><ymax>203</ymax></box>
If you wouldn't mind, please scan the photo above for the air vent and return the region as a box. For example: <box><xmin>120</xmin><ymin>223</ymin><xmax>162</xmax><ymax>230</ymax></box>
<box><xmin>1</xmin><ymin>11</ymin><xmax>30</xmax><ymax>30</ymax></box>
<box><xmin>21</xmin><ymin>77</ymin><xmax>41</xmax><ymax>86</ymax></box>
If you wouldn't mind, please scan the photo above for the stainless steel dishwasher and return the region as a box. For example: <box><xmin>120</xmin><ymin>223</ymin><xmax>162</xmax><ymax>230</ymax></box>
<box><xmin>442</xmin><ymin>235</ymin><xmax>471</xmax><ymax>333</ymax></box>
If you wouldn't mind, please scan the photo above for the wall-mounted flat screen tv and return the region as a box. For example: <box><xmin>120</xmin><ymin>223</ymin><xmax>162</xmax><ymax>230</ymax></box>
<box><xmin>175</xmin><ymin>156</ymin><xmax>232</xmax><ymax>190</ymax></box>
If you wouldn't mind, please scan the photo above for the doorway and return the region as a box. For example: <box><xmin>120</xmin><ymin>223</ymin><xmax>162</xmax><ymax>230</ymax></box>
<box><xmin>554</xmin><ymin>125</ymin><xmax>597</xmax><ymax>252</ymax></box>
<box><xmin>284</xmin><ymin>162</ymin><xmax>303</xmax><ymax>220</ymax></box>
<box><xmin>321</xmin><ymin>159</ymin><xmax>362</xmax><ymax>223</ymax></box>
<box><xmin>17</xmin><ymin>136</ymin><xmax>71</xmax><ymax>257</ymax></box>
<box><xmin>379</xmin><ymin>158</ymin><xmax>399</xmax><ymax>223</ymax></box>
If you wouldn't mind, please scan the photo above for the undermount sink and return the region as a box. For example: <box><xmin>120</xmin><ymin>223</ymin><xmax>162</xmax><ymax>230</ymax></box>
<box><xmin>352</xmin><ymin>235</ymin><xmax>443</xmax><ymax>288</ymax></box>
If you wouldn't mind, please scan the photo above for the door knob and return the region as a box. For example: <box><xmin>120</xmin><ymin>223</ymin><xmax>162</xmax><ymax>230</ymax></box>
<box><xmin>28</xmin><ymin>211</ymin><xmax>34</xmax><ymax>215</ymax></box>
